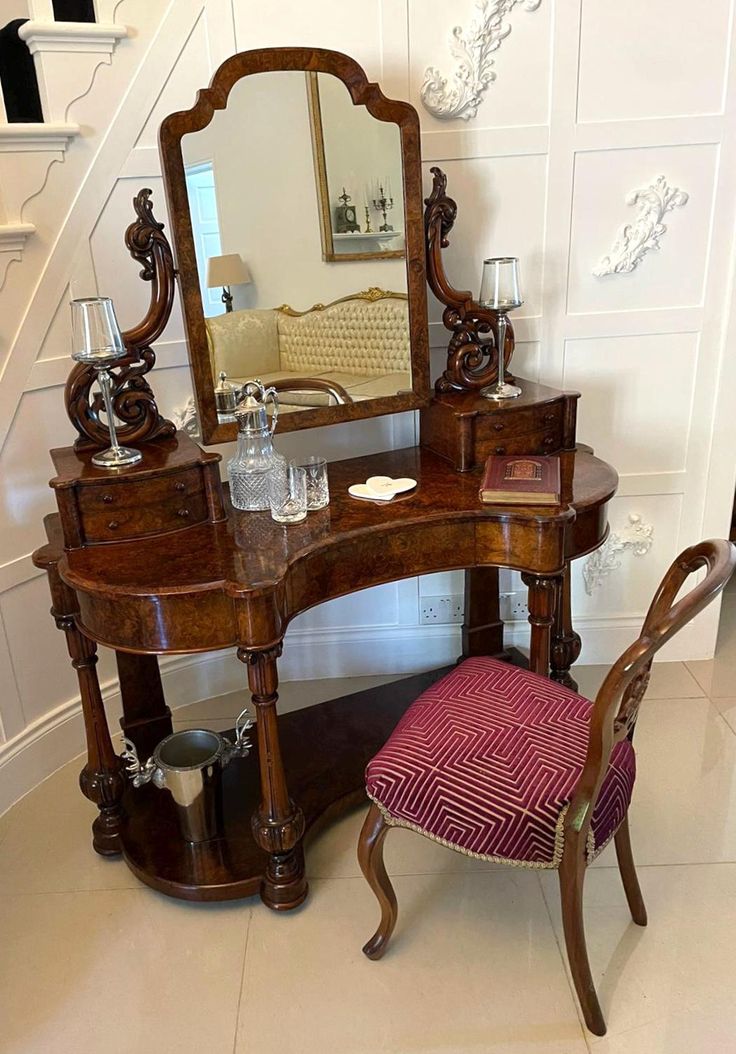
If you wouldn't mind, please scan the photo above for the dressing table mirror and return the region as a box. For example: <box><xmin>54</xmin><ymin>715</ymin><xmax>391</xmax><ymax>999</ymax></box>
<box><xmin>159</xmin><ymin>48</ymin><xmax>430</xmax><ymax>444</ymax></box>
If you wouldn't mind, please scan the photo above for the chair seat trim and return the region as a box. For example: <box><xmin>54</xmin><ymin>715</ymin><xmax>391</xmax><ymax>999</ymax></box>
<box><xmin>366</xmin><ymin>791</ymin><xmax>617</xmax><ymax>870</ymax></box>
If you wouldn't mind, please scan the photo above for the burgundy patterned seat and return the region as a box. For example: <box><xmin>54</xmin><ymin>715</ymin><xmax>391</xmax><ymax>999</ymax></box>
<box><xmin>366</xmin><ymin>657</ymin><xmax>636</xmax><ymax>868</ymax></box>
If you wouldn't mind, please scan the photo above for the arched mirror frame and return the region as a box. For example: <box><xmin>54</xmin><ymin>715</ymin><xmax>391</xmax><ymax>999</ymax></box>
<box><xmin>158</xmin><ymin>47</ymin><xmax>431</xmax><ymax>445</ymax></box>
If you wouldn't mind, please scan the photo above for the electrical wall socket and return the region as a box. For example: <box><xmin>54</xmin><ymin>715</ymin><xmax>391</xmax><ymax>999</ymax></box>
<box><xmin>500</xmin><ymin>591</ymin><xmax>529</xmax><ymax>621</ymax></box>
<box><xmin>420</xmin><ymin>595</ymin><xmax>464</xmax><ymax>625</ymax></box>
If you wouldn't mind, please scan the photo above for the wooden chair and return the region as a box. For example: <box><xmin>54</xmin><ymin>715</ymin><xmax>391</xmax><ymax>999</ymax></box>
<box><xmin>358</xmin><ymin>539</ymin><xmax>736</xmax><ymax>1036</ymax></box>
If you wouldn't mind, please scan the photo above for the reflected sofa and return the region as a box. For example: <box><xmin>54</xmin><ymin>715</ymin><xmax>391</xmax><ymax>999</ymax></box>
<box><xmin>205</xmin><ymin>288</ymin><xmax>411</xmax><ymax>408</ymax></box>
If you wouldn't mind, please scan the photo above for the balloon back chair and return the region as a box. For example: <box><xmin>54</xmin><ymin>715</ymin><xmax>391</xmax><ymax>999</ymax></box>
<box><xmin>357</xmin><ymin>540</ymin><xmax>736</xmax><ymax>1036</ymax></box>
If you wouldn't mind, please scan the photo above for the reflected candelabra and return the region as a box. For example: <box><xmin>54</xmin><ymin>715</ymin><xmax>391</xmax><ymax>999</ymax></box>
<box><xmin>371</xmin><ymin>179</ymin><xmax>395</xmax><ymax>232</ymax></box>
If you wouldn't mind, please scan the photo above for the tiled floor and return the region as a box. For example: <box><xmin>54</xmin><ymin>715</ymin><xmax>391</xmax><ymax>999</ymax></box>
<box><xmin>2</xmin><ymin>596</ymin><xmax>736</xmax><ymax>1053</ymax></box>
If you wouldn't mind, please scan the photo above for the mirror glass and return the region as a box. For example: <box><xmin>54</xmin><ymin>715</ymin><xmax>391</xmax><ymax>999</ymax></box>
<box><xmin>180</xmin><ymin>70</ymin><xmax>410</xmax><ymax>420</ymax></box>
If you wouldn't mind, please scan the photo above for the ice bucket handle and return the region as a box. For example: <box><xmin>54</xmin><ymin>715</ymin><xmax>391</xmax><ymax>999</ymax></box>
<box><xmin>121</xmin><ymin>706</ymin><xmax>255</xmax><ymax>789</ymax></box>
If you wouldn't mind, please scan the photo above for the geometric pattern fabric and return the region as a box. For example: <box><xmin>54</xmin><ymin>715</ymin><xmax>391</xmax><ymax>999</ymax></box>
<box><xmin>366</xmin><ymin>658</ymin><xmax>636</xmax><ymax>868</ymax></box>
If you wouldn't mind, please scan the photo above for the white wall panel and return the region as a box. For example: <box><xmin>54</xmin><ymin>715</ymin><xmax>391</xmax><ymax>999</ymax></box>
<box><xmin>422</xmin><ymin>153</ymin><xmax>547</xmax><ymax>325</ymax></box>
<box><xmin>577</xmin><ymin>0</ymin><xmax>732</xmax><ymax>124</ymax></box>
<box><xmin>0</xmin><ymin>576</ymin><xmax>118</xmax><ymax>727</ymax></box>
<box><xmin>563</xmin><ymin>332</ymin><xmax>697</xmax><ymax>475</ymax></box>
<box><xmin>567</xmin><ymin>144</ymin><xmax>719</xmax><ymax>315</ymax></box>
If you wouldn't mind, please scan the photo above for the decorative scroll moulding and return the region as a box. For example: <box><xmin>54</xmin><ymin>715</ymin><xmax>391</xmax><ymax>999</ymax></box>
<box><xmin>593</xmin><ymin>175</ymin><xmax>689</xmax><ymax>277</ymax></box>
<box><xmin>421</xmin><ymin>0</ymin><xmax>542</xmax><ymax>121</ymax></box>
<box><xmin>582</xmin><ymin>514</ymin><xmax>654</xmax><ymax>595</ymax></box>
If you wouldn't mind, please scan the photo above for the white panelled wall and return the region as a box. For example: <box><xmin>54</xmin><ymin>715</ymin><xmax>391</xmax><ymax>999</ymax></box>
<box><xmin>1</xmin><ymin>0</ymin><xmax>736</xmax><ymax>814</ymax></box>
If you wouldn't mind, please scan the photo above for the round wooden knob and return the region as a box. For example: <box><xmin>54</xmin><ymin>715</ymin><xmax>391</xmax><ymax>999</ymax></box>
<box><xmin>107</xmin><ymin>520</ymin><xmax>119</xmax><ymax>530</ymax></box>
<box><xmin>494</xmin><ymin>446</ymin><xmax>506</xmax><ymax>455</ymax></box>
<box><xmin>174</xmin><ymin>481</ymin><xmax>185</xmax><ymax>492</ymax></box>
<box><xmin>543</xmin><ymin>436</ymin><xmax>555</xmax><ymax>447</ymax></box>
<box><xmin>177</xmin><ymin>508</ymin><xmax>190</xmax><ymax>518</ymax></box>
<box><xmin>493</xmin><ymin>423</ymin><xmax>504</xmax><ymax>432</ymax></box>
<box><xmin>544</xmin><ymin>412</ymin><xmax>556</xmax><ymax>423</ymax></box>
<box><xmin>102</xmin><ymin>494</ymin><xmax>114</xmax><ymax>504</ymax></box>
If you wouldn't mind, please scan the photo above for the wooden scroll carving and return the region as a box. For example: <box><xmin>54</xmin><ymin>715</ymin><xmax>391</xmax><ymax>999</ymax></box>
<box><xmin>65</xmin><ymin>188</ymin><xmax>177</xmax><ymax>450</ymax></box>
<box><xmin>425</xmin><ymin>166</ymin><xmax>515</xmax><ymax>393</ymax></box>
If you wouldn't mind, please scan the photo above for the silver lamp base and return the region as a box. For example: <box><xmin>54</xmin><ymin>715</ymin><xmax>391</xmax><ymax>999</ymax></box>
<box><xmin>92</xmin><ymin>445</ymin><xmax>143</xmax><ymax>468</ymax></box>
<box><xmin>480</xmin><ymin>381</ymin><xmax>523</xmax><ymax>401</ymax></box>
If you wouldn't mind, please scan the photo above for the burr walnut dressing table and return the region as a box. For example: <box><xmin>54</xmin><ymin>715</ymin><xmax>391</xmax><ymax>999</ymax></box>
<box><xmin>33</xmin><ymin>48</ymin><xmax>617</xmax><ymax>911</ymax></box>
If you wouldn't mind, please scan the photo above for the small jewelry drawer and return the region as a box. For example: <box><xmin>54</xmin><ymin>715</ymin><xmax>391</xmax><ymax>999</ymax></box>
<box><xmin>474</xmin><ymin>401</ymin><xmax>563</xmax><ymax>443</ymax></box>
<box><xmin>481</xmin><ymin>429</ymin><xmax>562</xmax><ymax>459</ymax></box>
<box><xmin>76</xmin><ymin>467</ymin><xmax>209</xmax><ymax>543</ymax></box>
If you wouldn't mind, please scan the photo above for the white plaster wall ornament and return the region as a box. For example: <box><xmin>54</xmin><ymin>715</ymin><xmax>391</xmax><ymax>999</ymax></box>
<box><xmin>593</xmin><ymin>175</ymin><xmax>689</xmax><ymax>277</ymax></box>
<box><xmin>583</xmin><ymin>514</ymin><xmax>654</xmax><ymax>595</ymax></box>
<box><xmin>420</xmin><ymin>0</ymin><xmax>542</xmax><ymax>121</ymax></box>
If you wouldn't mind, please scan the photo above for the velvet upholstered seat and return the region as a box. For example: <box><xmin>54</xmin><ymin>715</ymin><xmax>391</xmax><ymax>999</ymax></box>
<box><xmin>366</xmin><ymin>657</ymin><xmax>636</xmax><ymax>869</ymax></box>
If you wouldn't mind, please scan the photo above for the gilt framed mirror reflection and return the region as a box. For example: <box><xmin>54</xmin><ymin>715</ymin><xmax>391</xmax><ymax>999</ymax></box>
<box><xmin>159</xmin><ymin>48</ymin><xmax>430</xmax><ymax>444</ymax></box>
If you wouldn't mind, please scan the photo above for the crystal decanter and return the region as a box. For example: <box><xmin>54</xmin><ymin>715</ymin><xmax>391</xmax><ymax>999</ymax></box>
<box><xmin>227</xmin><ymin>380</ymin><xmax>286</xmax><ymax>511</ymax></box>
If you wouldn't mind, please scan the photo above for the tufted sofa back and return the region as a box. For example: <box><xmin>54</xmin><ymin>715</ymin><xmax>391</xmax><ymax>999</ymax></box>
<box><xmin>277</xmin><ymin>295</ymin><xmax>410</xmax><ymax>377</ymax></box>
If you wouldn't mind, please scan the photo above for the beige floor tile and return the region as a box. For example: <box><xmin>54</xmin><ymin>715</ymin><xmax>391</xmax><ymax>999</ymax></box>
<box><xmin>611</xmin><ymin>696</ymin><xmax>736</xmax><ymax>865</ymax></box>
<box><xmin>0</xmin><ymin>759</ymin><xmax>138</xmax><ymax>895</ymax></box>
<box><xmin>306</xmin><ymin>802</ymin><xmax>506</xmax><ymax>879</ymax></box>
<box><xmin>235</xmin><ymin>872</ymin><xmax>588</xmax><ymax>1054</ymax></box>
<box><xmin>574</xmin><ymin>661</ymin><xmax>704</xmax><ymax>702</ymax></box>
<box><xmin>710</xmin><ymin>696</ymin><xmax>736</xmax><ymax>735</ymax></box>
<box><xmin>539</xmin><ymin>863</ymin><xmax>736</xmax><ymax>1051</ymax></box>
<box><xmin>0</xmin><ymin>888</ymin><xmax>249</xmax><ymax>1054</ymax></box>
<box><xmin>686</xmin><ymin>590</ymin><xmax>736</xmax><ymax>697</ymax></box>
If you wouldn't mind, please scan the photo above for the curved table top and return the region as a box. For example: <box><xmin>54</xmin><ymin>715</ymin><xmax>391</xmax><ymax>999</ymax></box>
<box><xmin>44</xmin><ymin>445</ymin><xmax>617</xmax><ymax>654</ymax></box>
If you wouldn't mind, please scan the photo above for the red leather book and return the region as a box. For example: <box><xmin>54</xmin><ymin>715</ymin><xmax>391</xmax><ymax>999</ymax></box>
<box><xmin>479</xmin><ymin>455</ymin><xmax>561</xmax><ymax>506</ymax></box>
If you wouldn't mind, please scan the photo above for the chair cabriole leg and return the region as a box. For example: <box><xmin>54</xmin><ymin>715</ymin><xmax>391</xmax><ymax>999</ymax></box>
<box><xmin>558</xmin><ymin>844</ymin><xmax>607</xmax><ymax>1036</ymax></box>
<box><xmin>614</xmin><ymin>814</ymin><xmax>647</xmax><ymax>926</ymax></box>
<box><xmin>358</xmin><ymin>802</ymin><xmax>398</xmax><ymax>960</ymax></box>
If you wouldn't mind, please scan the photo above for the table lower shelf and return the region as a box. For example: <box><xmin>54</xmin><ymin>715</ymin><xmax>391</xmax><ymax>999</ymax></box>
<box><xmin>119</xmin><ymin>666</ymin><xmax>452</xmax><ymax>901</ymax></box>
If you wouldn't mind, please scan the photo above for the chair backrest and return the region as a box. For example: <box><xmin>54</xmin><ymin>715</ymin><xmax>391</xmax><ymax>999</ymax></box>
<box><xmin>566</xmin><ymin>539</ymin><xmax>736</xmax><ymax>845</ymax></box>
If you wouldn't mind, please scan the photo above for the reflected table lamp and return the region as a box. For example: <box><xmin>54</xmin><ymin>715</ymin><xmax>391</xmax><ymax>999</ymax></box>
<box><xmin>478</xmin><ymin>256</ymin><xmax>523</xmax><ymax>400</ymax></box>
<box><xmin>206</xmin><ymin>253</ymin><xmax>251</xmax><ymax>313</ymax></box>
<box><xmin>70</xmin><ymin>296</ymin><xmax>142</xmax><ymax>468</ymax></box>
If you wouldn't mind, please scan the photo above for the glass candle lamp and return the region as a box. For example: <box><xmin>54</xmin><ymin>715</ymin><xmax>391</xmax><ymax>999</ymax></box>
<box><xmin>478</xmin><ymin>257</ymin><xmax>523</xmax><ymax>400</ymax></box>
<box><xmin>70</xmin><ymin>297</ymin><xmax>142</xmax><ymax>468</ymax></box>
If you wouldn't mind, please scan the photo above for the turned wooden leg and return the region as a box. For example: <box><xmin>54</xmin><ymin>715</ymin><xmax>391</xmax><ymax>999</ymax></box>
<box><xmin>559</xmin><ymin>844</ymin><xmax>607</xmax><ymax>1037</ymax></box>
<box><xmin>614</xmin><ymin>814</ymin><xmax>647</xmax><ymax>926</ymax></box>
<box><xmin>116</xmin><ymin>651</ymin><xmax>172</xmax><ymax>758</ymax></box>
<box><xmin>521</xmin><ymin>573</ymin><xmax>560</xmax><ymax>678</ymax></box>
<box><xmin>550</xmin><ymin>562</ymin><xmax>582</xmax><ymax>691</ymax></box>
<box><xmin>238</xmin><ymin>644</ymin><xmax>308</xmax><ymax>911</ymax></box>
<box><xmin>358</xmin><ymin>803</ymin><xmax>398</xmax><ymax>960</ymax></box>
<box><xmin>461</xmin><ymin>567</ymin><xmax>506</xmax><ymax>659</ymax></box>
<box><xmin>53</xmin><ymin>610</ymin><xmax>125</xmax><ymax>856</ymax></box>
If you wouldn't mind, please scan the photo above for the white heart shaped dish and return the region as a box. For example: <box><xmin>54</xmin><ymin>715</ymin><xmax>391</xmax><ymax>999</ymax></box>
<box><xmin>349</xmin><ymin>476</ymin><xmax>418</xmax><ymax>502</ymax></box>
<box><xmin>365</xmin><ymin>476</ymin><xmax>417</xmax><ymax>496</ymax></box>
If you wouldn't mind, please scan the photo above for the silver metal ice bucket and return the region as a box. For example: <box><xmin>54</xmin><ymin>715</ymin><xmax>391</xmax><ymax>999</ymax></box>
<box><xmin>121</xmin><ymin>710</ymin><xmax>253</xmax><ymax>843</ymax></box>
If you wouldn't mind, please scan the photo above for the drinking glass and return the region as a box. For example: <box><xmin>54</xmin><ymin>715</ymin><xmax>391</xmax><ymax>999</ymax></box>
<box><xmin>293</xmin><ymin>456</ymin><xmax>329</xmax><ymax>510</ymax></box>
<box><xmin>269</xmin><ymin>464</ymin><xmax>307</xmax><ymax>524</ymax></box>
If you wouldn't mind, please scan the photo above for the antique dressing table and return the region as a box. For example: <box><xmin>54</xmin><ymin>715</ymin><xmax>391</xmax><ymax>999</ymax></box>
<box><xmin>32</xmin><ymin>48</ymin><xmax>617</xmax><ymax>911</ymax></box>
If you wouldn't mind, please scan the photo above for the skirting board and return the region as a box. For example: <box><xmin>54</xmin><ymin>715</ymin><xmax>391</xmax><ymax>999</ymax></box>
<box><xmin>0</xmin><ymin>614</ymin><xmax>715</xmax><ymax>817</ymax></box>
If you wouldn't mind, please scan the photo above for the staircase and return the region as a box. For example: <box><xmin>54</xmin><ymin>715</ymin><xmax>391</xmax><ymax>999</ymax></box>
<box><xmin>0</xmin><ymin>0</ymin><xmax>127</xmax><ymax>283</ymax></box>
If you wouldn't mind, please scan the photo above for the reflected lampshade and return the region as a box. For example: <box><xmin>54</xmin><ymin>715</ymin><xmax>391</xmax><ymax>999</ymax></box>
<box><xmin>70</xmin><ymin>297</ymin><xmax>126</xmax><ymax>364</ymax></box>
<box><xmin>205</xmin><ymin>253</ymin><xmax>252</xmax><ymax>289</ymax></box>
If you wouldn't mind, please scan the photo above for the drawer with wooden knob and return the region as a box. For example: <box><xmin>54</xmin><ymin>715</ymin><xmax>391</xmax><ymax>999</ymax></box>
<box><xmin>74</xmin><ymin>467</ymin><xmax>210</xmax><ymax>543</ymax></box>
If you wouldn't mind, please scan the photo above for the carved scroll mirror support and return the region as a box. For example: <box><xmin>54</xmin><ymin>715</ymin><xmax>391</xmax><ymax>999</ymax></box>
<box><xmin>425</xmin><ymin>166</ymin><xmax>515</xmax><ymax>393</ymax></box>
<box><xmin>65</xmin><ymin>188</ymin><xmax>176</xmax><ymax>451</ymax></box>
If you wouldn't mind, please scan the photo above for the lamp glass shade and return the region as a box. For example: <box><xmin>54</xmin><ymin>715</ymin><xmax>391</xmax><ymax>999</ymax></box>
<box><xmin>205</xmin><ymin>253</ymin><xmax>251</xmax><ymax>289</ymax></box>
<box><xmin>479</xmin><ymin>257</ymin><xmax>523</xmax><ymax>312</ymax></box>
<box><xmin>70</xmin><ymin>297</ymin><xmax>126</xmax><ymax>363</ymax></box>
